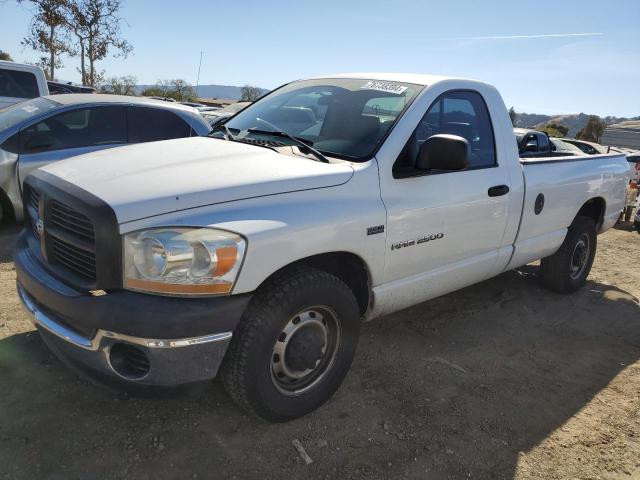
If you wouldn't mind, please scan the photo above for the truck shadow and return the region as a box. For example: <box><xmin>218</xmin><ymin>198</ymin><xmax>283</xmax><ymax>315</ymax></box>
<box><xmin>0</xmin><ymin>267</ymin><xmax>638</xmax><ymax>479</ymax></box>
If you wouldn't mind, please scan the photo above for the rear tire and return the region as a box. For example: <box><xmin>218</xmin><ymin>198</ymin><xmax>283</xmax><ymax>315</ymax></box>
<box><xmin>221</xmin><ymin>266</ymin><xmax>360</xmax><ymax>422</ymax></box>
<box><xmin>539</xmin><ymin>216</ymin><xmax>597</xmax><ymax>293</ymax></box>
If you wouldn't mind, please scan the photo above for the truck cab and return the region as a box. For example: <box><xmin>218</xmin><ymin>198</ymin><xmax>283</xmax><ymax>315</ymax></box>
<box><xmin>0</xmin><ymin>61</ymin><xmax>49</xmax><ymax>110</ymax></box>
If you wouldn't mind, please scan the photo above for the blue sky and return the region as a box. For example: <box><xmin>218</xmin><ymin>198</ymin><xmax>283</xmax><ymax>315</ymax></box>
<box><xmin>1</xmin><ymin>0</ymin><xmax>639</xmax><ymax>117</ymax></box>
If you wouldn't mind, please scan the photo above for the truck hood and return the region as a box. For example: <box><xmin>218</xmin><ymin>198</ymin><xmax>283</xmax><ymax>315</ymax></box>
<box><xmin>40</xmin><ymin>136</ymin><xmax>354</xmax><ymax>223</ymax></box>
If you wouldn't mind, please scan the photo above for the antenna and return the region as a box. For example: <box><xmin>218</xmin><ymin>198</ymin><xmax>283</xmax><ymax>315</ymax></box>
<box><xmin>195</xmin><ymin>51</ymin><xmax>203</xmax><ymax>99</ymax></box>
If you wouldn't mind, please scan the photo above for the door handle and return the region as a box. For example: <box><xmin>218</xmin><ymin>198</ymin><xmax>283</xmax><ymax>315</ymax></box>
<box><xmin>488</xmin><ymin>185</ymin><xmax>510</xmax><ymax>197</ymax></box>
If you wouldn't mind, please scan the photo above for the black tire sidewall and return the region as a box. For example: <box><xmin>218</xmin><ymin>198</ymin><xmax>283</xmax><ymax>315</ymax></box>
<box><xmin>553</xmin><ymin>216</ymin><xmax>597</xmax><ymax>291</ymax></box>
<box><xmin>235</xmin><ymin>271</ymin><xmax>360</xmax><ymax>421</ymax></box>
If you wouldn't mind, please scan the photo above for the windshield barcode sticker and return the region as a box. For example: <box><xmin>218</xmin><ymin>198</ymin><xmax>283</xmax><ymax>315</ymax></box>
<box><xmin>360</xmin><ymin>81</ymin><xmax>408</xmax><ymax>95</ymax></box>
<box><xmin>21</xmin><ymin>105</ymin><xmax>39</xmax><ymax>113</ymax></box>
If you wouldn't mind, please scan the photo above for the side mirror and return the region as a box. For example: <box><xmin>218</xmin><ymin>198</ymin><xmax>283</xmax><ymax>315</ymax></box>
<box><xmin>416</xmin><ymin>134</ymin><xmax>469</xmax><ymax>171</ymax></box>
<box><xmin>524</xmin><ymin>141</ymin><xmax>538</xmax><ymax>153</ymax></box>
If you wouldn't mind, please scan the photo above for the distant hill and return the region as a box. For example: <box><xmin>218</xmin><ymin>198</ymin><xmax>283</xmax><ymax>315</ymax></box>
<box><xmin>134</xmin><ymin>84</ymin><xmax>269</xmax><ymax>100</ymax></box>
<box><xmin>514</xmin><ymin>112</ymin><xmax>640</xmax><ymax>137</ymax></box>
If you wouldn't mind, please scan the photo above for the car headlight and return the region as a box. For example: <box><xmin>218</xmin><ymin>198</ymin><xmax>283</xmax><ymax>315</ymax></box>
<box><xmin>123</xmin><ymin>227</ymin><xmax>246</xmax><ymax>296</ymax></box>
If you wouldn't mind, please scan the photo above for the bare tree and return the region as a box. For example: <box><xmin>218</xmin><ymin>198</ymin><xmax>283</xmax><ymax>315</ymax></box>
<box><xmin>18</xmin><ymin>0</ymin><xmax>73</xmax><ymax>80</ymax></box>
<box><xmin>65</xmin><ymin>0</ymin><xmax>132</xmax><ymax>87</ymax></box>
<box><xmin>101</xmin><ymin>74</ymin><xmax>136</xmax><ymax>95</ymax></box>
<box><xmin>240</xmin><ymin>85</ymin><xmax>262</xmax><ymax>102</ymax></box>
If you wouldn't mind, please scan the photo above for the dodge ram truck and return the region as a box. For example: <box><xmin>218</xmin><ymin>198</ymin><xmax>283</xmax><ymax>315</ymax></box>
<box><xmin>15</xmin><ymin>73</ymin><xmax>630</xmax><ymax>421</ymax></box>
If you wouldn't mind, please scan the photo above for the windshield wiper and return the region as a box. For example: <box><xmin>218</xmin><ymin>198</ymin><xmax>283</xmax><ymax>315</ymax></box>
<box><xmin>211</xmin><ymin>123</ymin><xmax>236</xmax><ymax>141</ymax></box>
<box><xmin>249</xmin><ymin>125</ymin><xmax>329</xmax><ymax>163</ymax></box>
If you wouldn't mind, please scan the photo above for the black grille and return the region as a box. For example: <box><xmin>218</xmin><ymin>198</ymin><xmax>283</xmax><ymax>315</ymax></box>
<box><xmin>47</xmin><ymin>200</ymin><xmax>97</xmax><ymax>281</ymax></box>
<box><xmin>29</xmin><ymin>189</ymin><xmax>41</xmax><ymax>240</ymax></box>
<box><xmin>50</xmin><ymin>237</ymin><xmax>96</xmax><ymax>279</ymax></box>
<box><xmin>50</xmin><ymin>200</ymin><xmax>95</xmax><ymax>242</ymax></box>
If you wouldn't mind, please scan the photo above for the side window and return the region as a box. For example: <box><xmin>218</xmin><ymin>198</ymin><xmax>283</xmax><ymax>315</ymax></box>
<box><xmin>20</xmin><ymin>106</ymin><xmax>126</xmax><ymax>153</ymax></box>
<box><xmin>0</xmin><ymin>69</ymin><xmax>39</xmax><ymax>98</ymax></box>
<box><xmin>127</xmin><ymin>107</ymin><xmax>193</xmax><ymax>143</ymax></box>
<box><xmin>394</xmin><ymin>90</ymin><xmax>496</xmax><ymax>176</ymax></box>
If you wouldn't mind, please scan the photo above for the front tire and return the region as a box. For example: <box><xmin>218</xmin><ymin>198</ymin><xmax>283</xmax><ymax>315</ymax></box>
<box><xmin>539</xmin><ymin>215</ymin><xmax>597</xmax><ymax>293</ymax></box>
<box><xmin>221</xmin><ymin>266</ymin><xmax>360</xmax><ymax>422</ymax></box>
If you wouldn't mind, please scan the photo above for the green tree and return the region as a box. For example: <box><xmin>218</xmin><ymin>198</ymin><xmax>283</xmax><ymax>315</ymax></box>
<box><xmin>576</xmin><ymin>115</ymin><xmax>606</xmax><ymax>143</ymax></box>
<box><xmin>18</xmin><ymin>0</ymin><xmax>73</xmax><ymax>81</ymax></box>
<box><xmin>538</xmin><ymin>123</ymin><xmax>569</xmax><ymax>138</ymax></box>
<box><xmin>0</xmin><ymin>50</ymin><xmax>13</xmax><ymax>61</ymax></box>
<box><xmin>102</xmin><ymin>75</ymin><xmax>137</xmax><ymax>95</ymax></box>
<box><xmin>240</xmin><ymin>85</ymin><xmax>262</xmax><ymax>102</ymax></box>
<box><xmin>508</xmin><ymin>106</ymin><xmax>517</xmax><ymax>126</ymax></box>
<box><xmin>65</xmin><ymin>0</ymin><xmax>132</xmax><ymax>87</ymax></box>
<box><xmin>142</xmin><ymin>79</ymin><xmax>196</xmax><ymax>101</ymax></box>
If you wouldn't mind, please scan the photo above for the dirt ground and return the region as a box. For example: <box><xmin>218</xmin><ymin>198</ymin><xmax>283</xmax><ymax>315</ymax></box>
<box><xmin>0</xmin><ymin>223</ymin><xmax>639</xmax><ymax>480</ymax></box>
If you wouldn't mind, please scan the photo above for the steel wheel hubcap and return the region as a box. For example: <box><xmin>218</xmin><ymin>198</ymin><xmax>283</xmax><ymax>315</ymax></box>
<box><xmin>570</xmin><ymin>233</ymin><xmax>590</xmax><ymax>279</ymax></box>
<box><xmin>271</xmin><ymin>307</ymin><xmax>340</xmax><ymax>395</ymax></box>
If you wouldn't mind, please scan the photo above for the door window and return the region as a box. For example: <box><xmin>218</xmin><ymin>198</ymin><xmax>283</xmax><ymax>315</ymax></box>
<box><xmin>395</xmin><ymin>90</ymin><xmax>497</xmax><ymax>176</ymax></box>
<box><xmin>127</xmin><ymin>107</ymin><xmax>193</xmax><ymax>143</ymax></box>
<box><xmin>20</xmin><ymin>106</ymin><xmax>126</xmax><ymax>153</ymax></box>
<box><xmin>0</xmin><ymin>69</ymin><xmax>39</xmax><ymax>98</ymax></box>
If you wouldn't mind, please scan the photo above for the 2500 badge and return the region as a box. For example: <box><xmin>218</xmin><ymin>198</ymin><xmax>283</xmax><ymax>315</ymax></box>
<box><xmin>391</xmin><ymin>232</ymin><xmax>444</xmax><ymax>250</ymax></box>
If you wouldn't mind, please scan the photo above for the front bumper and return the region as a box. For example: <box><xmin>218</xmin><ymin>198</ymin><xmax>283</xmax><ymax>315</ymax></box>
<box><xmin>15</xmin><ymin>232</ymin><xmax>251</xmax><ymax>386</ymax></box>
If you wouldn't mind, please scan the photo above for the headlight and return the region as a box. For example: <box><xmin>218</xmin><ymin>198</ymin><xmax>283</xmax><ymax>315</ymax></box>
<box><xmin>123</xmin><ymin>228</ymin><xmax>246</xmax><ymax>296</ymax></box>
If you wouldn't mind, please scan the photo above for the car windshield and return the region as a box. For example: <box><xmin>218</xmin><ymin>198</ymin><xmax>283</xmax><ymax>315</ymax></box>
<box><xmin>0</xmin><ymin>97</ymin><xmax>59</xmax><ymax>131</ymax></box>
<box><xmin>221</xmin><ymin>78</ymin><xmax>422</xmax><ymax>161</ymax></box>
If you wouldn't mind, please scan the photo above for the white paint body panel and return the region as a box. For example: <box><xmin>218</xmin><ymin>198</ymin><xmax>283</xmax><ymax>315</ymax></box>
<box><xmin>0</xmin><ymin>61</ymin><xmax>49</xmax><ymax>109</ymax></box>
<box><xmin>36</xmin><ymin>73</ymin><xmax>631</xmax><ymax>320</ymax></box>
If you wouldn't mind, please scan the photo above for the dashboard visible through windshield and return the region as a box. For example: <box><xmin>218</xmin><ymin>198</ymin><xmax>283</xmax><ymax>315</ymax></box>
<box><xmin>217</xmin><ymin>78</ymin><xmax>423</xmax><ymax>161</ymax></box>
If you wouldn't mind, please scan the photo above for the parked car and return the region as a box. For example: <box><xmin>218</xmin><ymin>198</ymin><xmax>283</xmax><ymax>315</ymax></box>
<box><xmin>47</xmin><ymin>81</ymin><xmax>96</xmax><ymax>95</ymax></box>
<box><xmin>560</xmin><ymin>138</ymin><xmax>609</xmax><ymax>155</ymax></box>
<box><xmin>611</xmin><ymin>147</ymin><xmax>640</xmax><ymax>221</ymax></box>
<box><xmin>0</xmin><ymin>61</ymin><xmax>49</xmax><ymax>109</ymax></box>
<box><xmin>201</xmin><ymin>101</ymin><xmax>252</xmax><ymax>127</ymax></box>
<box><xmin>16</xmin><ymin>74</ymin><xmax>629</xmax><ymax>421</ymax></box>
<box><xmin>514</xmin><ymin>128</ymin><xmax>580</xmax><ymax>157</ymax></box>
<box><xmin>0</xmin><ymin>94</ymin><xmax>211</xmax><ymax>222</ymax></box>
<box><xmin>549</xmin><ymin>137</ymin><xmax>584</xmax><ymax>155</ymax></box>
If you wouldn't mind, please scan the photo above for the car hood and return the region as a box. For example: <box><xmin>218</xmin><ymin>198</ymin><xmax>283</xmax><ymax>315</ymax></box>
<box><xmin>40</xmin><ymin>136</ymin><xmax>354</xmax><ymax>224</ymax></box>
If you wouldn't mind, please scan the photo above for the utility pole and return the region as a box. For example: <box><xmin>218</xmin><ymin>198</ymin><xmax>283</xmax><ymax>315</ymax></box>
<box><xmin>195</xmin><ymin>51</ymin><xmax>203</xmax><ymax>99</ymax></box>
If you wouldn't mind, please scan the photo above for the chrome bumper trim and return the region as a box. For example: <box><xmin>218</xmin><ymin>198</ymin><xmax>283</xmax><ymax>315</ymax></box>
<box><xmin>18</xmin><ymin>285</ymin><xmax>232</xmax><ymax>352</ymax></box>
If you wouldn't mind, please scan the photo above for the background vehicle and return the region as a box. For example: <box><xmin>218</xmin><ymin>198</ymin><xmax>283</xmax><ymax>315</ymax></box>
<box><xmin>0</xmin><ymin>94</ymin><xmax>211</xmax><ymax>222</ymax></box>
<box><xmin>47</xmin><ymin>81</ymin><xmax>96</xmax><ymax>95</ymax></box>
<box><xmin>550</xmin><ymin>137</ymin><xmax>584</xmax><ymax>155</ymax></box>
<box><xmin>201</xmin><ymin>101</ymin><xmax>251</xmax><ymax>127</ymax></box>
<box><xmin>515</xmin><ymin>129</ymin><xmax>580</xmax><ymax>158</ymax></box>
<box><xmin>561</xmin><ymin>138</ymin><xmax>609</xmax><ymax>155</ymax></box>
<box><xmin>0</xmin><ymin>61</ymin><xmax>49</xmax><ymax>109</ymax></box>
<box><xmin>15</xmin><ymin>74</ymin><xmax>629</xmax><ymax>421</ymax></box>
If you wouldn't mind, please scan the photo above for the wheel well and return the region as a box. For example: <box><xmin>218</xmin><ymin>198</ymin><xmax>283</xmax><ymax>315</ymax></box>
<box><xmin>0</xmin><ymin>188</ymin><xmax>15</xmax><ymax>223</ymax></box>
<box><xmin>260</xmin><ymin>252</ymin><xmax>372</xmax><ymax>316</ymax></box>
<box><xmin>576</xmin><ymin>197</ymin><xmax>606</xmax><ymax>229</ymax></box>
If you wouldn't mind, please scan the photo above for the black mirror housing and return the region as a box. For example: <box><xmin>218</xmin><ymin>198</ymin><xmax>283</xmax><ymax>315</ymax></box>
<box><xmin>416</xmin><ymin>134</ymin><xmax>469</xmax><ymax>171</ymax></box>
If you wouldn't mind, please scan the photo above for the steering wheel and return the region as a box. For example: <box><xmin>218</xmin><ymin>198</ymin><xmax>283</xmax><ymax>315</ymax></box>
<box><xmin>256</xmin><ymin>116</ymin><xmax>283</xmax><ymax>132</ymax></box>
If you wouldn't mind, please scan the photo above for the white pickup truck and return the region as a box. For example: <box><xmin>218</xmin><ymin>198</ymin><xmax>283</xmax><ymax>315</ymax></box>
<box><xmin>0</xmin><ymin>61</ymin><xmax>49</xmax><ymax>109</ymax></box>
<box><xmin>16</xmin><ymin>73</ymin><xmax>630</xmax><ymax>421</ymax></box>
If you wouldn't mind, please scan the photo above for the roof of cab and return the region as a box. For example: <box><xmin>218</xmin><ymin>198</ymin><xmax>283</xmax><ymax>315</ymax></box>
<box><xmin>42</xmin><ymin>93</ymin><xmax>195</xmax><ymax>112</ymax></box>
<box><xmin>310</xmin><ymin>72</ymin><xmax>459</xmax><ymax>86</ymax></box>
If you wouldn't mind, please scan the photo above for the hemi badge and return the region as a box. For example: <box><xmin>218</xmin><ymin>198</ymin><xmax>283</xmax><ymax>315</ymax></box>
<box><xmin>367</xmin><ymin>225</ymin><xmax>385</xmax><ymax>236</ymax></box>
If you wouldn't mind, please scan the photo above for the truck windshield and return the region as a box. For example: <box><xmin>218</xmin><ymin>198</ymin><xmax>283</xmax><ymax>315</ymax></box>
<box><xmin>221</xmin><ymin>78</ymin><xmax>422</xmax><ymax>161</ymax></box>
<box><xmin>0</xmin><ymin>97</ymin><xmax>59</xmax><ymax>131</ymax></box>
